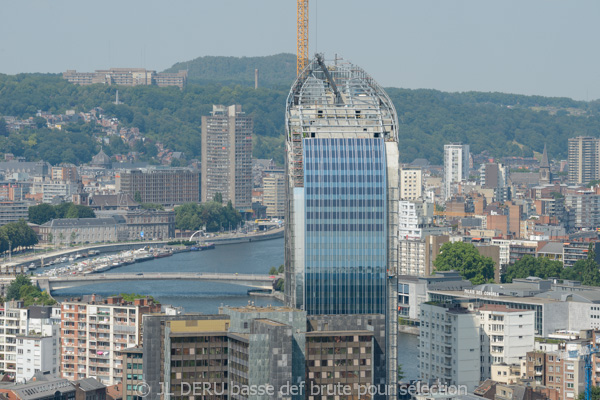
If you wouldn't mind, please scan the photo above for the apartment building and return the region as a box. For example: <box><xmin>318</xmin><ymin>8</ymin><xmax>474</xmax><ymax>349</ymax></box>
<box><xmin>51</xmin><ymin>164</ymin><xmax>79</xmax><ymax>183</ymax></box>
<box><xmin>63</xmin><ymin>69</ymin><xmax>187</xmax><ymax>89</ymax></box>
<box><xmin>201</xmin><ymin>105</ymin><xmax>253</xmax><ymax>211</ymax></box>
<box><xmin>30</xmin><ymin>181</ymin><xmax>80</xmax><ymax>203</ymax></box>
<box><xmin>476</xmin><ymin>304</ymin><xmax>535</xmax><ymax>380</ymax></box>
<box><xmin>564</xmin><ymin>190</ymin><xmax>600</xmax><ymax>230</ymax></box>
<box><xmin>142</xmin><ymin>307</ymin><xmax>388</xmax><ymax>400</ymax></box>
<box><xmin>123</xmin><ymin>347</ymin><xmax>143</xmax><ymax>400</ymax></box>
<box><xmin>419</xmin><ymin>302</ymin><xmax>536</xmax><ymax>391</ymax></box>
<box><xmin>0</xmin><ymin>303</ymin><xmax>61</xmax><ymax>381</ymax></box>
<box><xmin>525</xmin><ymin>350</ymin><xmax>585</xmax><ymax>400</ymax></box>
<box><xmin>443</xmin><ymin>143</ymin><xmax>470</xmax><ymax>200</ymax></box>
<box><xmin>398</xmin><ymin>235</ymin><xmax>450</xmax><ymax>277</ymax></box>
<box><xmin>60</xmin><ymin>295</ymin><xmax>161</xmax><ymax>385</ymax></box>
<box><xmin>400</xmin><ymin>166</ymin><xmax>423</xmax><ymax>200</ymax></box>
<box><xmin>16</xmin><ymin>334</ymin><xmax>59</xmax><ymax>383</ymax></box>
<box><xmin>398</xmin><ymin>200</ymin><xmax>448</xmax><ymax>240</ymax></box>
<box><xmin>568</xmin><ymin>136</ymin><xmax>600</xmax><ymax>186</ymax></box>
<box><xmin>263</xmin><ymin>170</ymin><xmax>285</xmax><ymax>218</ymax></box>
<box><xmin>306</xmin><ymin>314</ymin><xmax>387</xmax><ymax>398</ymax></box>
<box><xmin>418</xmin><ymin>302</ymin><xmax>481</xmax><ymax>392</ymax></box>
<box><xmin>0</xmin><ymin>201</ymin><xmax>29</xmax><ymax>225</ymax></box>
<box><xmin>115</xmin><ymin>168</ymin><xmax>200</xmax><ymax>206</ymax></box>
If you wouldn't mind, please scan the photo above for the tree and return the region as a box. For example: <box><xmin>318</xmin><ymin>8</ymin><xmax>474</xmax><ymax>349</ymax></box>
<box><xmin>278</xmin><ymin>264</ymin><xmax>284</xmax><ymax>274</ymax></box>
<box><xmin>134</xmin><ymin>191</ymin><xmax>142</xmax><ymax>203</ymax></box>
<box><xmin>28</xmin><ymin>203</ymin><xmax>57</xmax><ymax>225</ymax></box>
<box><xmin>33</xmin><ymin>116</ymin><xmax>47</xmax><ymax>129</ymax></box>
<box><xmin>269</xmin><ymin>267</ymin><xmax>278</xmax><ymax>275</ymax></box>
<box><xmin>562</xmin><ymin>244</ymin><xmax>600</xmax><ymax>286</ymax></box>
<box><xmin>578</xmin><ymin>385</ymin><xmax>600</xmax><ymax>400</ymax></box>
<box><xmin>0</xmin><ymin>220</ymin><xmax>38</xmax><ymax>253</ymax></box>
<box><xmin>6</xmin><ymin>275</ymin><xmax>32</xmax><ymax>301</ymax></box>
<box><xmin>0</xmin><ymin>118</ymin><xmax>8</xmax><ymax>137</ymax></box>
<box><xmin>434</xmin><ymin>242</ymin><xmax>495</xmax><ymax>285</ymax></box>
<box><xmin>65</xmin><ymin>204</ymin><xmax>95</xmax><ymax>219</ymax></box>
<box><xmin>398</xmin><ymin>364</ymin><xmax>405</xmax><ymax>382</ymax></box>
<box><xmin>140</xmin><ymin>203</ymin><xmax>165</xmax><ymax>211</ymax></box>
<box><xmin>503</xmin><ymin>256</ymin><xmax>563</xmax><ymax>283</ymax></box>
<box><xmin>213</xmin><ymin>192</ymin><xmax>223</xmax><ymax>204</ymax></box>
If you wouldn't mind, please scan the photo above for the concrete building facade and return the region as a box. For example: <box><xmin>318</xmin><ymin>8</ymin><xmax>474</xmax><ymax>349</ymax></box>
<box><xmin>443</xmin><ymin>143</ymin><xmax>470</xmax><ymax>200</ymax></box>
<box><xmin>60</xmin><ymin>296</ymin><xmax>161</xmax><ymax>385</ymax></box>
<box><xmin>115</xmin><ymin>168</ymin><xmax>200</xmax><ymax>206</ymax></box>
<box><xmin>400</xmin><ymin>166</ymin><xmax>423</xmax><ymax>200</ymax></box>
<box><xmin>262</xmin><ymin>170</ymin><xmax>285</xmax><ymax>219</ymax></box>
<box><xmin>201</xmin><ymin>105</ymin><xmax>253</xmax><ymax>211</ymax></box>
<box><xmin>568</xmin><ymin>136</ymin><xmax>600</xmax><ymax>186</ymax></box>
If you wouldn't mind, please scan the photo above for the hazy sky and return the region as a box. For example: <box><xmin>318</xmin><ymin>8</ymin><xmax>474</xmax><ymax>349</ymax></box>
<box><xmin>2</xmin><ymin>0</ymin><xmax>599</xmax><ymax>100</ymax></box>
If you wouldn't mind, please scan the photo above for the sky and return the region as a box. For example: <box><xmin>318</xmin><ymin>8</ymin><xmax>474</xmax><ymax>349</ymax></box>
<box><xmin>1</xmin><ymin>0</ymin><xmax>599</xmax><ymax>100</ymax></box>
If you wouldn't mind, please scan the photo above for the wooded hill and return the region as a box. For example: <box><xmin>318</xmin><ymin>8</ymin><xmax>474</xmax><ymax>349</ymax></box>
<box><xmin>1</xmin><ymin>54</ymin><xmax>600</xmax><ymax>166</ymax></box>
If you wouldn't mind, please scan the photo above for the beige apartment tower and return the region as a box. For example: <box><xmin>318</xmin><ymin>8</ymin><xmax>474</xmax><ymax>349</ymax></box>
<box><xmin>201</xmin><ymin>105</ymin><xmax>253</xmax><ymax>211</ymax></box>
<box><xmin>400</xmin><ymin>166</ymin><xmax>423</xmax><ymax>200</ymax></box>
<box><xmin>568</xmin><ymin>136</ymin><xmax>600</xmax><ymax>185</ymax></box>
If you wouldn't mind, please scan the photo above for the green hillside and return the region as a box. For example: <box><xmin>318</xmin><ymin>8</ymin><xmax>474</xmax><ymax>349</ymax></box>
<box><xmin>163</xmin><ymin>53</ymin><xmax>297</xmax><ymax>88</ymax></box>
<box><xmin>1</xmin><ymin>56</ymin><xmax>600</xmax><ymax>166</ymax></box>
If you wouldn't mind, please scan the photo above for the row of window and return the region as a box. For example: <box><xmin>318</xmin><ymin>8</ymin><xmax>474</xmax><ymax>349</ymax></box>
<box><xmin>305</xmin><ymin>174</ymin><xmax>383</xmax><ymax>183</ymax></box>
<box><xmin>306</xmin><ymin>223</ymin><xmax>384</xmax><ymax>232</ymax></box>
<box><xmin>305</xmin><ymin>187</ymin><xmax>384</xmax><ymax>195</ymax></box>
<box><xmin>306</xmin><ymin>211</ymin><xmax>384</xmax><ymax>220</ymax></box>
<box><xmin>305</xmin><ymin>199</ymin><xmax>384</xmax><ymax>207</ymax></box>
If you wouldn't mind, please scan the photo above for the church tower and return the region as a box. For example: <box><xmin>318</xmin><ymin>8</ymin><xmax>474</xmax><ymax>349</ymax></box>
<box><xmin>539</xmin><ymin>144</ymin><xmax>552</xmax><ymax>184</ymax></box>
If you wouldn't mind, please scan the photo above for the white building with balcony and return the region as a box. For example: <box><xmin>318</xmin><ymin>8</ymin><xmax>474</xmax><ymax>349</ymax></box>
<box><xmin>419</xmin><ymin>302</ymin><xmax>481</xmax><ymax>391</ymax></box>
<box><xmin>475</xmin><ymin>304</ymin><xmax>535</xmax><ymax>381</ymax></box>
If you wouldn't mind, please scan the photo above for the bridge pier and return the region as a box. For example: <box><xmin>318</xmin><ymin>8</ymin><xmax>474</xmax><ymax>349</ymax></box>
<box><xmin>37</xmin><ymin>278</ymin><xmax>51</xmax><ymax>294</ymax></box>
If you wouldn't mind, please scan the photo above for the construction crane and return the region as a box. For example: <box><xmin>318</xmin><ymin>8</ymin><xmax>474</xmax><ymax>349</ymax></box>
<box><xmin>581</xmin><ymin>344</ymin><xmax>600</xmax><ymax>400</ymax></box>
<box><xmin>297</xmin><ymin>0</ymin><xmax>309</xmax><ymax>76</ymax></box>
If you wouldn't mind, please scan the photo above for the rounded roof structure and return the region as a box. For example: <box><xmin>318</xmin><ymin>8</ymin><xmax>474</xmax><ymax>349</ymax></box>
<box><xmin>91</xmin><ymin>147</ymin><xmax>111</xmax><ymax>168</ymax></box>
<box><xmin>286</xmin><ymin>53</ymin><xmax>398</xmax><ymax>143</ymax></box>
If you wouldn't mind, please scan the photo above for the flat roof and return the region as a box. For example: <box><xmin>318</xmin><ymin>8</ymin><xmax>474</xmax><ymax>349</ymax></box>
<box><xmin>477</xmin><ymin>304</ymin><xmax>532</xmax><ymax>313</ymax></box>
<box><xmin>305</xmin><ymin>330</ymin><xmax>373</xmax><ymax>337</ymax></box>
<box><xmin>225</xmin><ymin>305</ymin><xmax>298</xmax><ymax>313</ymax></box>
<box><xmin>168</xmin><ymin>319</ymin><xmax>229</xmax><ymax>333</ymax></box>
<box><xmin>430</xmin><ymin>290</ymin><xmax>561</xmax><ymax>305</ymax></box>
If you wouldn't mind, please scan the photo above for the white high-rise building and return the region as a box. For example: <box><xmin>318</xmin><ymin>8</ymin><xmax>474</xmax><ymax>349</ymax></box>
<box><xmin>419</xmin><ymin>302</ymin><xmax>535</xmax><ymax>391</ymax></box>
<box><xmin>0</xmin><ymin>303</ymin><xmax>61</xmax><ymax>381</ymax></box>
<box><xmin>443</xmin><ymin>143</ymin><xmax>470</xmax><ymax>200</ymax></box>
<box><xmin>476</xmin><ymin>304</ymin><xmax>535</xmax><ymax>381</ymax></box>
<box><xmin>419</xmin><ymin>302</ymin><xmax>481</xmax><ymax>391</ymax></box>
<box><xmin>16</xmin><ymin>329</ymin><xmax>60</xmax><ymax>383</ymax></box>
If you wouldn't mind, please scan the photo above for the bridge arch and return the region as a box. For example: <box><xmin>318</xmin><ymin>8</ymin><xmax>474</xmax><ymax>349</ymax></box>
<box><xmin>189</xmin><ymin>230</ymin><xmax>205</xmax><ymax>242</ymax></box>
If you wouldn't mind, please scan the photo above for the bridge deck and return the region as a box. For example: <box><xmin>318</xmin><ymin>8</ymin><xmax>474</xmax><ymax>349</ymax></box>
<box><xmin>34</xmin><ymin>273</ymin><xmax>278</xmax><ymax>292</ymax></box>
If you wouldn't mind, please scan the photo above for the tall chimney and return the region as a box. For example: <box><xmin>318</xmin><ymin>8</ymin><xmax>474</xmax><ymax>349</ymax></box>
<box><xmin>255</xmin><ymin>69</ymin><xmax>259</xmax><ymax>89</ymax></box>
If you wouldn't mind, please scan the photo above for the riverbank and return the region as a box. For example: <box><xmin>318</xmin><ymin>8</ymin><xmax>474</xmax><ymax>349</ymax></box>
<box><xmin>2</xmin><ymin>226</ymin><xmax>284</xmax><ymax>272</ymax></box>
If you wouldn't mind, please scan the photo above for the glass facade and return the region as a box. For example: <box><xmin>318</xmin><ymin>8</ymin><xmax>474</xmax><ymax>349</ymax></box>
<box><xmin>303</xmin><ymin>137</ymin><xmax>387</xmax><ymax>315</ymax></box>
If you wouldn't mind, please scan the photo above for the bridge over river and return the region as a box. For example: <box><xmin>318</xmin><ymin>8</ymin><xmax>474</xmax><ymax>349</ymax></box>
<box><xmin>33</xmin><ymin>273</ymin><xmax>278</xmax><ymax>294</ymax></box>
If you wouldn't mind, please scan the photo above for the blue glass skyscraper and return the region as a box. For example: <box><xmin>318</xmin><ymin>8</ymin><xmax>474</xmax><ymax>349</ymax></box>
<box><xmin>284</xmin><ymin>54</ymin><xmax>400</xmax><ymax>388</ymax></box>
<box><xmin>304</xmin><ymin>137</ymin><xmax>387</xmax><ymax>315</ymax></box>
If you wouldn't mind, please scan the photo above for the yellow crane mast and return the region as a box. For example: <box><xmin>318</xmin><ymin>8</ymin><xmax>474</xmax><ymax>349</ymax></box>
<box><xmin>297</xmin><ymin>0</ymin><xmax>309</xmax><ymax>76</ymax></box>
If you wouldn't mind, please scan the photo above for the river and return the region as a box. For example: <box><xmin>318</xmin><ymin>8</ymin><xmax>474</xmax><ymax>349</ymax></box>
<box><xmin>50</xmin><ymin>237</ymin><xmax>419</xmax><ymax>380</ymax></box>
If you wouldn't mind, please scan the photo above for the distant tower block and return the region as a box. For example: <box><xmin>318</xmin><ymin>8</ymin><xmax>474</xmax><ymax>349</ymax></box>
<box><xmin>255</xmin><ymin>69</ymin><xmax>259</xmax><ymax>89</ymax></box>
